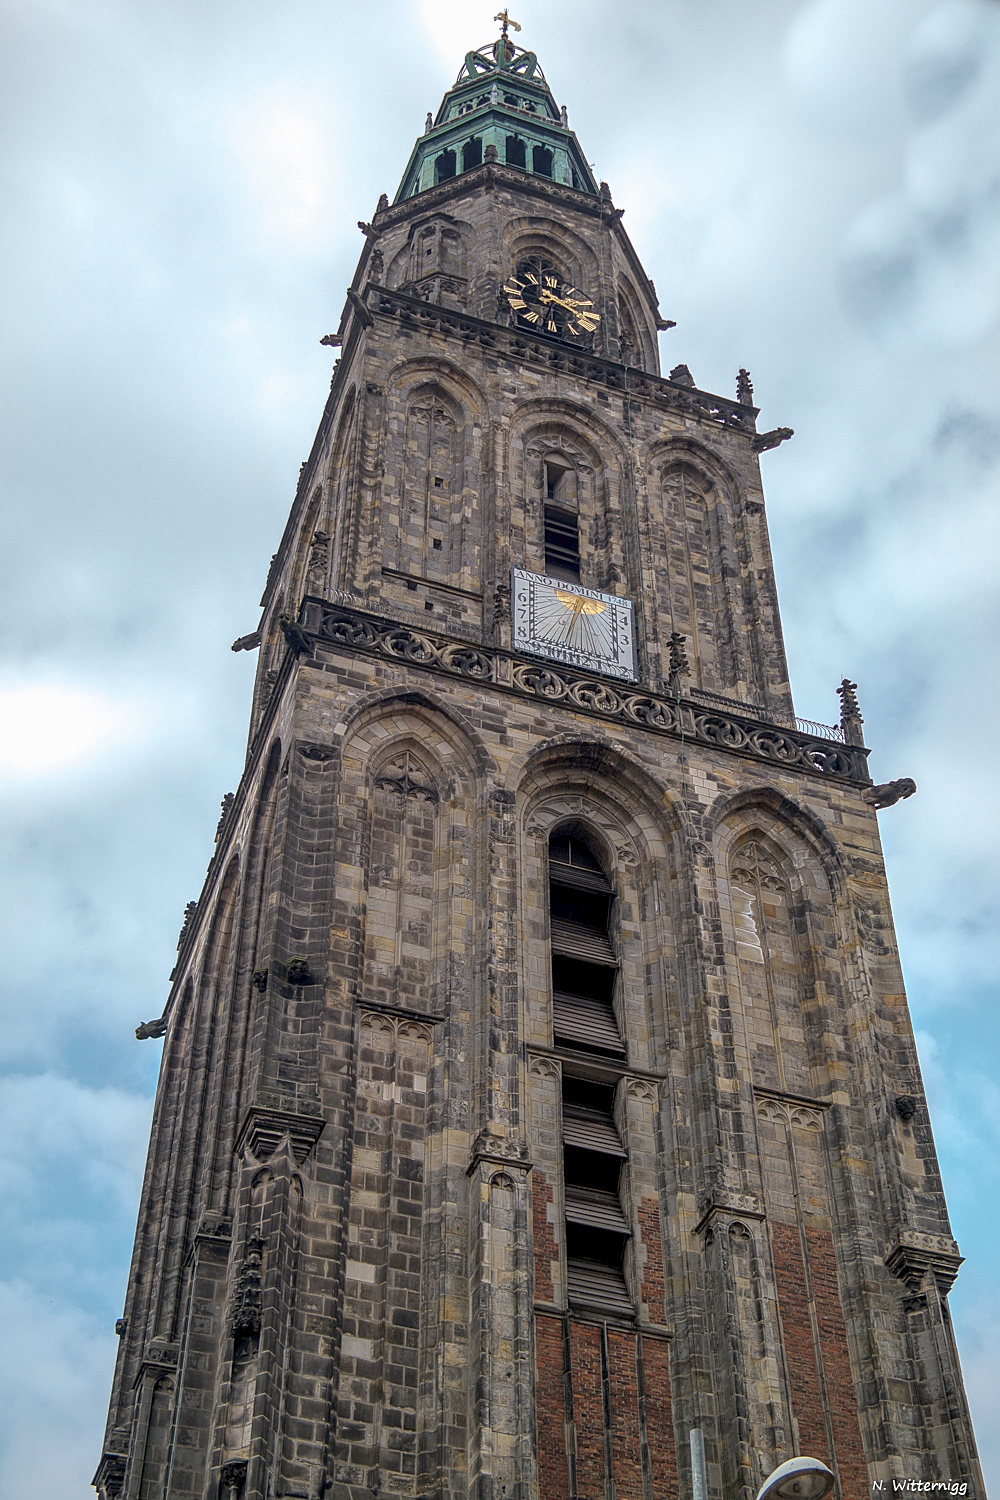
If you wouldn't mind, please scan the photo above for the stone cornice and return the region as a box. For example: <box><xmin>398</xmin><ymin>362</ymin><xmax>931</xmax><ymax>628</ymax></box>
<box><xmin>364</xmin><ymin>285</ymin><xmax>757</xmax><ymax>435</ymax></box>
<box><xmin>300</xmin><ymin>598</ymin><xmax>872</xmax><ymax>786</ymax></box>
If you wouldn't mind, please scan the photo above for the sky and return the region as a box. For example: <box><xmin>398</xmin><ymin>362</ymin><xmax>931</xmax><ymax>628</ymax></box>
<box><xmin>0</xmin><ymin>0</ymin><xmax>998</xmax><ymax>1493</ymax></box>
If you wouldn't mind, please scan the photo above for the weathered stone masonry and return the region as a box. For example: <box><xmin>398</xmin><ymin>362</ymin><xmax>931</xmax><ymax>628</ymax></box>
<box><xmin>96</xmin><ymin>27</ymin><xmax>983</xmax><ymax>1500</ymax></box>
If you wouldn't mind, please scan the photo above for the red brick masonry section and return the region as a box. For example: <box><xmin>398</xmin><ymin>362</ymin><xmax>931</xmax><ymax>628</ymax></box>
<box><xmin>642</xmin><ymin>1336</ymin><xmax>678</xmax><ymax>1500</ymax></box>
<box><xmin>535</xmin><ymin>1312</ymin><xmax>571</xmax><ymax>1500</ymax></box>
<box><xmin>771</xmin><ymin>1222</ymin><xmax>869</xmax><ymax>1500</ymax></box>
<box><xmin>638</xmin><ymin>1196</ymin><xmax>666</xmax><ymax>1324</ymax></box>
<box><xmin>607</xmin><ymin>1331</ymin><xmax>644</xmax><ymax>1500</ymax></box>
<box><xmin>569</xmin><ymin>1319</ymin><xmax>606</xmax><ymax>1500</ymax></box>
<box><xmin>805</xmin><ymin>1226</ymin><xmax>869</xmax><ymax>1500</ymax></box>
<box><xmin>531</xmin><ymin>1170</ymin><xmax>557</xmax><ymax>1304</ymax></box>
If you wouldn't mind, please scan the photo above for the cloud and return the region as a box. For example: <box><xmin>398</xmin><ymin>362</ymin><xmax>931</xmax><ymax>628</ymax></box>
<box><xmin>0</xmin><ymin>683</ymin><xmax>151</xmax><ymax>777</ymax></box>
<box><xmin>838</xmin><ymin>0</ymin><xmax>1000</xmax><ymax>346</ymax></box>
<box><xmin>220</xmin><ymin>82</ymin><xmax>342</xmax><ymax>253</ymax></box>
<box><xmin>0</xmin><ymin>1281</ymin><xmax>117</xmax><ymax>1500</ymax></box>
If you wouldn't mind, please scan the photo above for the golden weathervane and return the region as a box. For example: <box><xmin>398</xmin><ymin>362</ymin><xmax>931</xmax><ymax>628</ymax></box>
<box><xmin>494</xmin><ymin>11</ymin><xmax>521</xmax><ymax>38</ymax></box>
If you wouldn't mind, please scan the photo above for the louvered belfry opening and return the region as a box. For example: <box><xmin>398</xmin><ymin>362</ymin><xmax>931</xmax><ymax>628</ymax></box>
<box><xmin>549</xmin><ymin>830</ymin><xmax>624</xmax><ymax>1056</ymax></box>
<box><xmin>549</xmin><ymin>828</ymin><xmax>634</xmax><ymax>1314</ymax></box>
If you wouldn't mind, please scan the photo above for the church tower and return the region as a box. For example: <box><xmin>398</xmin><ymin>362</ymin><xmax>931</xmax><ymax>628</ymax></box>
<box><xmin>96</xmin><ymin>23</ymin><xmax>983</xmax><ymax>1500</ymax></box>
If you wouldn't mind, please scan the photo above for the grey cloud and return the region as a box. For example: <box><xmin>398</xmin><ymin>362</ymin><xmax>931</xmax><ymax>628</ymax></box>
<box><xmin>839</xmin><ymin>0</ymin><xmax>1000</xmax><ymax>342</ymax></box>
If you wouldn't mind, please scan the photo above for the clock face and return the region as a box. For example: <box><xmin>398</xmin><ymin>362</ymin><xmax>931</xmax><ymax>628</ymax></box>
<box><xmin>512</xmin><ymin>569</ymin><xmax>636</xmax><ymax>682</ymax></box>
<box><xmin>503</xmin><ymin>257</ymin><xmax>601</xmax><ymax>341</ymax></box>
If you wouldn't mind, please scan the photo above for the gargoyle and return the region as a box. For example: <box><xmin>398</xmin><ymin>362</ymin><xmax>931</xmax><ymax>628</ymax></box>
<box><xmin>753</xmin><ymin>428</ymin><xmax>794</xmax><ymax>453</ymax></box>
<box><xmin>231</xmin><ymin>630</ymin><xmax>261</xmax><ymax>653</ymax></box>
<box><xmin>863</xmin><ymin>778</ymin><xmax>916</xmax><ymax>810</ymax></box>
<box><xmin>136</xmin><ymin>1017</ymin><xmax>168</xmax><ymax>1040</ymax></box>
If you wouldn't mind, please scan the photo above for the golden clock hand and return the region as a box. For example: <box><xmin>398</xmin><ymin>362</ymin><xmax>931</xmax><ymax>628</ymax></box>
<box><xmin>537</xmin><ymin>289</ymin><xmax>573</xmax><ymax>310</ymax></box>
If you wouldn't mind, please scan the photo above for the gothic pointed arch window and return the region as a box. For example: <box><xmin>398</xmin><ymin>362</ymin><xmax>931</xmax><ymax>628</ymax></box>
<box><xmin>660</xmin><ymin>461</ymin><xmax>735</xmax><ymax>693</ymax></box>
<box><xmin>618</xmin><ymin>295</ymin><xmax>642</xmax><ymax>370</ymax></box>
<box><xmin>729</xmin><ymin>836</ymin><xmax>812</xmax><ymax>1095</ymax></box>
<box><xmin>396</xmin><ymin>388</ymin><xmax>469</xmax><ymax>584</ymax></box>
<box><xmin>364</xmin><ymin>748</ymin><xmax>440</xmax><ymax>1013</ymax></box>
<box><xmin>434</xmin><ymin>149</ymin><xmax>456</xmax><ymax>183</ymax></box>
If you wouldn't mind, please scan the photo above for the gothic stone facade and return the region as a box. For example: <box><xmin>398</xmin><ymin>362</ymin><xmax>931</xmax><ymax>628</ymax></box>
<box><xmin>96</xmin><ymin>36</ymin><xmax>983</xmax><ymax>1500</ymax></box>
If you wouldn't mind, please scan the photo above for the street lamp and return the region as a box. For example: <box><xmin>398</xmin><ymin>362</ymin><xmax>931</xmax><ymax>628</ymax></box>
<box><xmin>757</xmin><ymin>1457</ymin><xmax>836</xmax><ymax>1500</ymax></box>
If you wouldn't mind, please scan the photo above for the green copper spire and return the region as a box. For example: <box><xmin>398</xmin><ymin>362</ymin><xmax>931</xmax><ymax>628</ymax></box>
<box><xmin>394</xmin><ymin>20</ymin><xmax>599</xmax><ymax>202</ymax></box>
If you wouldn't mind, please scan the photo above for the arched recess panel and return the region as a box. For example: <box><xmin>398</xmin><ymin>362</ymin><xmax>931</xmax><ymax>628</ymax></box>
<box><xmin>326</xmin><ymin>386</ymin><xmax>358</xmax><ymax>590</ymax></box>
<box><xmin>714</xmin><ymin>811</ymin><xmax>869</xmax><ymax>1498</ymax></box>
<box><xmin>511</xmin><ymin>415</ymin><xmax>627</xmax><ymax>595</ymax></box>
<box><xmin>390</xmin><ymin>384</ymin><xmax>478</xmax><ymax>590</ymax></box>
<box><xmin>657</xmin><ymin>460</ymin><xmax>739</xmax><ymax>695</ymax></box>
<box><xmin>363</xmin><ymin>744</ymin><xmax>441</xmax><ymax>1013</ymax></box>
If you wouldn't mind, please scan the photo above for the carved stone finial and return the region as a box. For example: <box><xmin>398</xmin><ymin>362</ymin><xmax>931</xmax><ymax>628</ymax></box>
<box><xmin>668</xmin><ymin>363</ymin><xmax>695</xmax><ymax>387</ymax></box>
<box><xmin>600</xmin><ymin>180</ymin><xmax>613</xmax><ymax>203</ymax></box>
<box><xmin>837</xmin><ymin>678</ymin><xmax>865</xmax><ymax>746</ymax></box>
<box><xmin>136</xmin><ymin>1016</ymin><xmax>167</xmax><ymax>1040</ymax></box>
<box><xmin>215</xmin><ymin>792</ymin><xmax>235</xmax><ymax>841</ymax></box>
<box><xmin>228</xmin><ymin>1236</ymin><xmax>264</xmax><ymax>1338</ymax></box>
<box><xmin>560</xmin><ymin>104</ymin><xmax>569</xmax><ymax>127</ymax></box>
<box><xmin>864</xmin><ymin>778</ymin><xmax>916</xmax><ymax>810</ymax></box>
<box><xmin>376</xmin><ymin>192</ymin><xmax>389</xmax><ymax>214</ymax></box>
<box><xmin>484</xmin><ymin>142</ymin><xmax>499</xmax><ymax>163</ymax></box>
<box><xmin>425</xmin><ymin>111</ymin><xmax>434</xmax><ymax>133</ymax></box>
<box><xmin>368</xmin><ymin>248</ymin><xmax>384</xmax><ymax>284</ymax></box>
<box><xmin>252</xmin><ymin>968</ymin><xmax>268</xmax><ymax>992</ymax></box>
<box><xmin>177</xmin><ymin>900</ymin><xmax>198</xmax><ymax>950</ymax></box>
<box><xmin>667</xmin><ymin>632</ymin><xmax>691</xmax><ymax>693</ymax></box>
<box><xmin>737</xmin><ymin>368</ymin><xmax>754</xmax><ymax>405</ymax></box>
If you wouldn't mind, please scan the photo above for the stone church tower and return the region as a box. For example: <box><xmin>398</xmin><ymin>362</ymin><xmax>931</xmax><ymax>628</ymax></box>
<box><xmin>96</xmin><ymin>24</ymin><xmax>983</xmax><ymax>1500</ymax></box>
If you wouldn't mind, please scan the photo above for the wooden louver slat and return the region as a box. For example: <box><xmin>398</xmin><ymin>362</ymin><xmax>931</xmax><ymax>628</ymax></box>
<box><xmin>562</xmin><ymin>1110</ymin><xmax>626</xmax><ymax>1156</ymax></box>
<box><xmin>550</xmin><ymin>917</ymin><xmax>616</xmax><ymax>965</ymax></box>
<box><xmin>564</xmin><ymin>1188</ymin><xmax>630</xmax><ymax>1233</ymax></box>
<box><xmin>566</xmin><ymin>1260</ymin><xmax>634</xmax><ymax>1316</ymax></box>
<box><xmin>552</xmin><ymin>993</ymin><xmax>625</xmax><ymax>1054</ymax></box>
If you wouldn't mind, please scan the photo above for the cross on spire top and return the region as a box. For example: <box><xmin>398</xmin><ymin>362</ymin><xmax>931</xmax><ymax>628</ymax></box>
<box><xmin>494</xmin><ymin>10</ymin><xmax>521</xmax><ymax>38</ymax></box>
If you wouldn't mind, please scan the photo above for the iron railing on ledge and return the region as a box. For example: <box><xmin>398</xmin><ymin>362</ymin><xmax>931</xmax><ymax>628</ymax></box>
<box><xmin>297</xmin><ymin>599</ymin><xmax>870</xmax><ymax>785</ymax></box>
<box><xmin>689</xmin><ymin>688</ymin><xmax>845</xmax><ymax>743</ymax></box>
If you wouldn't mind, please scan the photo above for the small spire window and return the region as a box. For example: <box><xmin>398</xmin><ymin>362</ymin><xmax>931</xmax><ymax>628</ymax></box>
<box><xmin>505</xmin><ymin>135</ymin><xmax>527</xmax><ymax>169</ymax></box>
<box><xmin>532</xmin><ymin>145</ymin><xmax>553</xmax><ymax>178</ymax></box>
<box><xmin>434</xmin><ymin>149</ymin><xmax>456</xmax><ymax>184</ymax></box>
<box><xmin>462</xmin><ymin>137</ymin><xmax>483</xmax><ymax>171</ymax></box>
